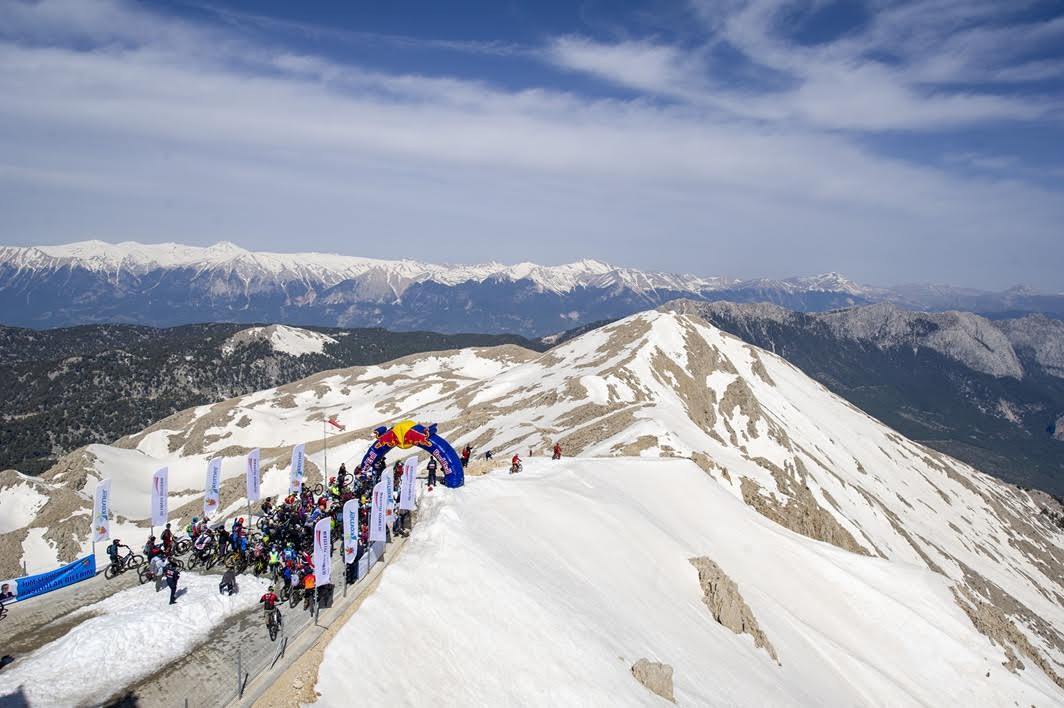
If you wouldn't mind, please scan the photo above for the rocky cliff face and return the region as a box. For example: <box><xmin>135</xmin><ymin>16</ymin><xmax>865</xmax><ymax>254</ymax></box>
<box><xmin>664</xmin><ymin>299</ymin><xmax>1064</xmax><ymax>495</ymax></box>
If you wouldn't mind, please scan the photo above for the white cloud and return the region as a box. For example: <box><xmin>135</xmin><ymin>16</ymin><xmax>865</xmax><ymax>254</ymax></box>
<box><xmin>0</xmin><ymin>0</ymin><xmax>1061</xmax><ymax>289</ymax></box>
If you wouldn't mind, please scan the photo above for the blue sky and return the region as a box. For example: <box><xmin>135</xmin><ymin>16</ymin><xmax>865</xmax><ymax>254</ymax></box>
<box><xmin>0</xmin><ymin>0</ymin><xmax>1062</xmax><ymax>289</ymax></box>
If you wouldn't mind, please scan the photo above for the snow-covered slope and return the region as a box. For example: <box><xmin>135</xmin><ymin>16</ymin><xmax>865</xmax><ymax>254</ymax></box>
<box><xmin>2</xmin><ymin>311</ymin><xmax>1062</xmax><ymax>695</ymax></box>
<box><xmin>220</xmin><ymin>324</ymin><xmax>338</xmax><ymax>357</ymax></box>
<box><xmin>316</xmin><ymin>458</ymin><xmax>1062</xmax><ymax>706</ymax></box>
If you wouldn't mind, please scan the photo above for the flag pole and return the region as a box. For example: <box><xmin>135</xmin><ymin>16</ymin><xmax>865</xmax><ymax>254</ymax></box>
<box><xmin>323</xmin><ymin>413</ymin><xmax>328</xmax><ymax>485</ymax></box>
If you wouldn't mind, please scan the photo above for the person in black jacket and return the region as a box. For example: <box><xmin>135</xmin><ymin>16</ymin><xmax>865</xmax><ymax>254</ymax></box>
<box><xmin>426</xmin><ymin>458</ymin><xmax>438</xmax><ymax>489</ymax></box>
<box><xmin>164</xmin><ymin>559</ymin><xmax>180</xmax><ymax>605</ymax></box>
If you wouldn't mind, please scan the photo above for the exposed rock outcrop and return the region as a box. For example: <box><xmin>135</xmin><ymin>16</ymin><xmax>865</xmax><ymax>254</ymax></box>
<box><xmin>690</xmin><ymin>557</ymin><xmax>779</xmax><ymax>664</ymax></box>
<box><xmin>631</xmin><ymin>659</ymin><xmax>675</xmax><ymax>703</ymax></box>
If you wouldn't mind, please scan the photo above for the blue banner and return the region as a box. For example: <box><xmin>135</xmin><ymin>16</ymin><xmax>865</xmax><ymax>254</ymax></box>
<box><xmin>15</xmin><ymin>554</ymin><xmax>96</xmax><ymax>601</ymax></box>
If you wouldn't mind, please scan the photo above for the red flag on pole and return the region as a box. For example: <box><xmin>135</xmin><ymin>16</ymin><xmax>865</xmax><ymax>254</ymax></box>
<box><xmin>327</xmin><ymin>417</ymin><xmax>345</xmax><ymax>431</ymax></box>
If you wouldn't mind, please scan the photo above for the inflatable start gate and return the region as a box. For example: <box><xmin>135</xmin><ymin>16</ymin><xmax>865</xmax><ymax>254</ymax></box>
<box><xmin>357</xmin><ymin>420</ymin><xmax>464</xmax><ymax>488</ymax></box>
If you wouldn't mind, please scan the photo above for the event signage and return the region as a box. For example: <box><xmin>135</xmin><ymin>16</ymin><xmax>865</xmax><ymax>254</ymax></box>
<box><xmin>342</xmin><ymin>499</ymin><xmax>360</xmax><ymax>565</ymax></box>
<box><xmin>399</xmin><ymin>456</ymin><xmax>417</xmax><ymax>511</ymax></box>
<box><xmin>369</xmin><ymin>481</ymin><xmax>387</xmax><ymax>542</ymax></box>
<box><xmin>204</xmin><ymin>457</ymin><xmax>222</xmax><ymax>516</ymax></box>
<box><xmin>313</xmin><ymin>517</ymin><xmax>332</xmax><ymax>586</ymax></box>
<box><xmin>150</xmin><ymin>467</ymin><xmax>168</xmax><ymax>527</ymax></box>
<box><xmin>246</xmin><ymin>448</ymin><xmax>261</xmax><ymax>502</ymax></box>
<box><xmin>384</xmin><ymin>467</ymin><xmax>395</xmax><ymax>525</ymax></box>
<box><xmin>289</xmin><ymin>443</ymin><xmax>306</xmax><ymax>494</ymax></box>
<box><xmin>12</xmin><ymin>555</ymin><xmax>96</xmax><ymax>602</ymax></box>
<box><xmin>92</xmin><ymin>478</ymin><xmax>111</xmax><ymax>543</ymax></box>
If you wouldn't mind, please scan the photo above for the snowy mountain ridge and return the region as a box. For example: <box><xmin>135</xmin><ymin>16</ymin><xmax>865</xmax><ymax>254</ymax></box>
<box><xmin>3</xmin><ymin>240</ymin><xmax>1062</xmax><ymax>334</ymax></box>
<box><xmin>0</xmin><ymin>240</ymin><xmax>728</xmax><ymax>297</ymax></box>
<box><xmin>1</xmin><ymin>310</ymin><xmax>1062</xmax><ymax>701</ymax></box>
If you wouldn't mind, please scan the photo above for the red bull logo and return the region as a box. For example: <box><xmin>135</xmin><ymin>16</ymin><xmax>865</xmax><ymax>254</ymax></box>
<box><xmin>373</xmin><ymin>420</ymin><xmax>437</xmax><ymax>450</ymax></box>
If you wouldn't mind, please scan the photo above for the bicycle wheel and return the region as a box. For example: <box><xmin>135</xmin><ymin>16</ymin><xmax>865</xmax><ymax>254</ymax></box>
<box><xmin>128</xmin><ymin>554</ymin><xmax>145</xmax><ymax>569</ymax></box>
<box><xmin>310</xmin><ymin>483</ymin><xmax>324</xmax><ymax>496</ymax></box>
<box><xmin>137</xmin><ymin>566</ymin><xmax>152</xmax><ymax>585</ymax></box>
<box><xmin>289</xmin><ymin>587</ymin><xmax>301</xmax><ymax>608</ymax></box>
<box><xmin>175</xmin><ymin>539</ymin><xmax>191</xmax><ymax>556</ymax></box>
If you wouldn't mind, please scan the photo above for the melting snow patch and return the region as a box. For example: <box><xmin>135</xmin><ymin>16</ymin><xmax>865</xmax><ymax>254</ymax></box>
<box><xmin>0</xmin><ymin>481</ymin><xmax>48</xmax><ymax>534</ymax></box>
<box><xmin>0</xmin><ymin>574</ymin><xmax>269</xmax><ymax>706</ymax></box>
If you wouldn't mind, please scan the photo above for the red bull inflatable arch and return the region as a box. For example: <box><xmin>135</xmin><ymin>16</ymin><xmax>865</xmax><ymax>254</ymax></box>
<box><xmin>358</xmin><ymin>420</ymin><xmax>465</xmax><ymax>488</ymax></box>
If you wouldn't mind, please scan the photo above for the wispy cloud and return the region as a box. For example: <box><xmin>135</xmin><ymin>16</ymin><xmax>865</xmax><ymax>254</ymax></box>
<box><xmin>0</xmin><ymin>0</ymin><xmax>1061</xmax><ymax>289</ymax></box>
<box><xmin>544</xmin><ymin>0</ymin><xmax>1063</xmax><ymax>131</ymax></box>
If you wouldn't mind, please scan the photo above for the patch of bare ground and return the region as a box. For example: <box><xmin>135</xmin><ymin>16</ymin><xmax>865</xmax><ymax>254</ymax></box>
<box><xmin>739</xmin><ymin>457</ymin><xmax>870</xmax><ymax>557</ymax></box>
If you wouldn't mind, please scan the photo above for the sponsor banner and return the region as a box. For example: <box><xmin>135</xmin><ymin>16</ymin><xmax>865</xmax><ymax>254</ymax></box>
<box><xmin>289</xmin><ymin>443</ymin><xmax>306</xmax><ymax>494</ymax></box>
<box><xmin>313</xmin><ymin>517</ymin><xmax>332</xmax><ymax>586</ymax></box>
<box><xmin>385</xmin><ymin>469</ymin><xmax>395</xmax><ymax>523</ymax></box>
<box><xmin>204</xmin><ymin>457</ymin><xmax>223</xmax><ymax>517</ymax></box>
<box><xmin>246</xmin><ymin>448</ymin><xmax>261</xmax><ymax>502</ymax></box>
<box><xmin>342</xmin><ymin>499</ymin><xmax>360</xmax><ymax>565</ymax></box>
<box><xmin>150</xmin><ymin>467</ymin><xmax>168</xmax><ymax>527</ymax></box>
<box><xmin>14</xmin><ymin>555</ymin><xmax>96</xmax><ymax>602</ymax></box>
<box><xmin>369</xmin><ymin>481</ymin><xmax>387</xmax><ymax>542</ymax></box>
<box><xmin>92</xmin><ymin>479</ymin><xmax>112</xmax><ymax>543</ymax></box>
<box><xmin>399</xmin><ymin>456</ymin><xmax>417</xmax><ymax>511</ymax></box>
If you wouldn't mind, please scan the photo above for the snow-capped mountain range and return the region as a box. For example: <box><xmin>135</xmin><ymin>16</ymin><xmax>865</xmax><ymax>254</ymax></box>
<box><xmin>3</xmin><ymin>240</ymin><xmax>1060</xmax><ymax>335</ymax></box>
<box><xmin>1</xmin><ymin>310</ymin><xmax>1061</xmax><ymax>702</ymax></box>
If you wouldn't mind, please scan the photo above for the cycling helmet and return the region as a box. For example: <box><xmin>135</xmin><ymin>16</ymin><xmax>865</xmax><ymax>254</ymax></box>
<box><xmin>238</xmin><ymin>517</ymin><xmax>245</xmax><ymax>523</ymax></box>
<box><xmin>329</xmin><ymin>477</ymin><xmax>336</xmax><ymax>483</ymax></box>
<box><xmin>113</xmin><ymin>538</ymin><xmax>120</xmax><ymax>543</ymax></box>
<box><xmin>268</xmin><ymin>586</ymin><xmax>275</xmax><ymax>592</ymax></box>
<box><xmin>192</xmin><ymin>517</ymin><xmax>199</xmax><ymax>522</ymax></box>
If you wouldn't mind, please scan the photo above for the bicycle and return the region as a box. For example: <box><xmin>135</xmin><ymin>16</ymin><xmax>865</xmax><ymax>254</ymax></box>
<box><xmin>173</xmin><ymin>537</ymin><xmax>192</xmax><ymax>556</ymax></box>
<box><xmin>510</xmin><ymin>462</ymin><xmax>523</xmax><ymax>474</ymax></box>
<box><xmin>104</xmin><ymin>551</ymin><xmax>144</xmax><ymax>580</ymax></box>
<box><xmin>288</xmin><ymin>583</ymin><xmax>303</xmax><ymax>608</ymax></box>
<box><xmin>223</xmin><ymin>550</ymin><xmax>248</xmax><ymax>574</ymax></box>
<box><xmin>0</xmin><ymin>602</ymin><xmax>7</xmax><ymax>622</ymax></box>
<box><xmin>266</xmin><ymin>607</ymin><xmax>283</xmax><ymax>641</ymax></box>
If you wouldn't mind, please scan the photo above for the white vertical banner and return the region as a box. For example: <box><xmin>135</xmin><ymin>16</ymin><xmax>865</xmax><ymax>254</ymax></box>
<box><xmin>313</xmin><ymin>517</ymin><xmax>332</xmax><ymax>586</ymax></box>
<box><xmin>204</xmin><ymin>457</ymin><xmax>222</xmax><ymax>517</ymax></box>
<box><xmin>246</xmin><ymin>448</ymin><xmax>261</xmax><ymax>502</ymax></box>
<box><xmin>369</xmin><ymin>480</ymin><xmax>387</xmax><ymax>542</ymax></box>
<box><xmin>289</xmin><ymin>443</ymin><xmax>306</xmax><ymax>494</ymax></box>
<box><xmin>342</xmin><ymin>499</ymin><xmax>360</xmax><ymax>566</ymax></box>
<box><xmin>399</xmin><ymin>456</ymin><xmax>417</xmax><ymax>511</ymax></box>
<box><xmin>92</xmin><ymin>478</ymin><xmax>112</xmax><ymax>543</ymax></box>
<box><xmin>150</xmin><ymin>467</ymin><xmax>168</xmax><ymax>527</ymax></box>
<box><xmin>385</xmin><ymin>468</ymin><xmax>395</xmax><ymax>527</ymax></box>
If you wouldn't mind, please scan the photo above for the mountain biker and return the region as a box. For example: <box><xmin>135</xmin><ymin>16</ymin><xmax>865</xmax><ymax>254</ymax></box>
<box><xmin>143</xmin><ymin>536</ymin><xmax>162</xmax><ymax>560</ymax></box>
<box><xmin>511</xmin><ymin>453</ymin><xmax>521</xmax><ymax>473</ymax></box>
<box><xmin>106</xmin><ymin>539</ymin><xmax>129</xmax><ymax>569</ymax></box>
<box><xmin>160</xmin><ymin>523</ymin><xmax>174</xmax><ymax>553</ymax></box>
<box><xmin>302</xmin><ymin>572</ymin><xmax>316</xmax><ymax>610</ymax></box>
<box><xmin>214</xmin><ymin>522</ymin><xmax>230</xmax><ymax>557</ymax></box>
<box><xmin>260</xmin><ymin>586</ymin><xmax>280</xmax><ymax>620</ymax></box>
<box><xmin>553</xmin><ymin>442</ymin><xmax>562</xmax><ymax>460</ymax></box>
<box><xmin>193</xmin><ymin>529</ymin><xmax>214</xmax><ymax>560</ymax></box>
<box><xmin>461</xmin><ymin>444</ymin><xmax>472</xmax><ymax>467</ymax></box>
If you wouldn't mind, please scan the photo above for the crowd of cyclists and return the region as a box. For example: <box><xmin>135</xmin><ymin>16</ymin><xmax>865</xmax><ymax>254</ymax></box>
<box><xmin>102</xmin><ymin>441</ymin><xmax>562</xmax><ymax>638</ymax></box>
<box><xmin>104</xmin><ymin>451</ymin><xmax>428</xmax><ymax>636</ymax></box>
